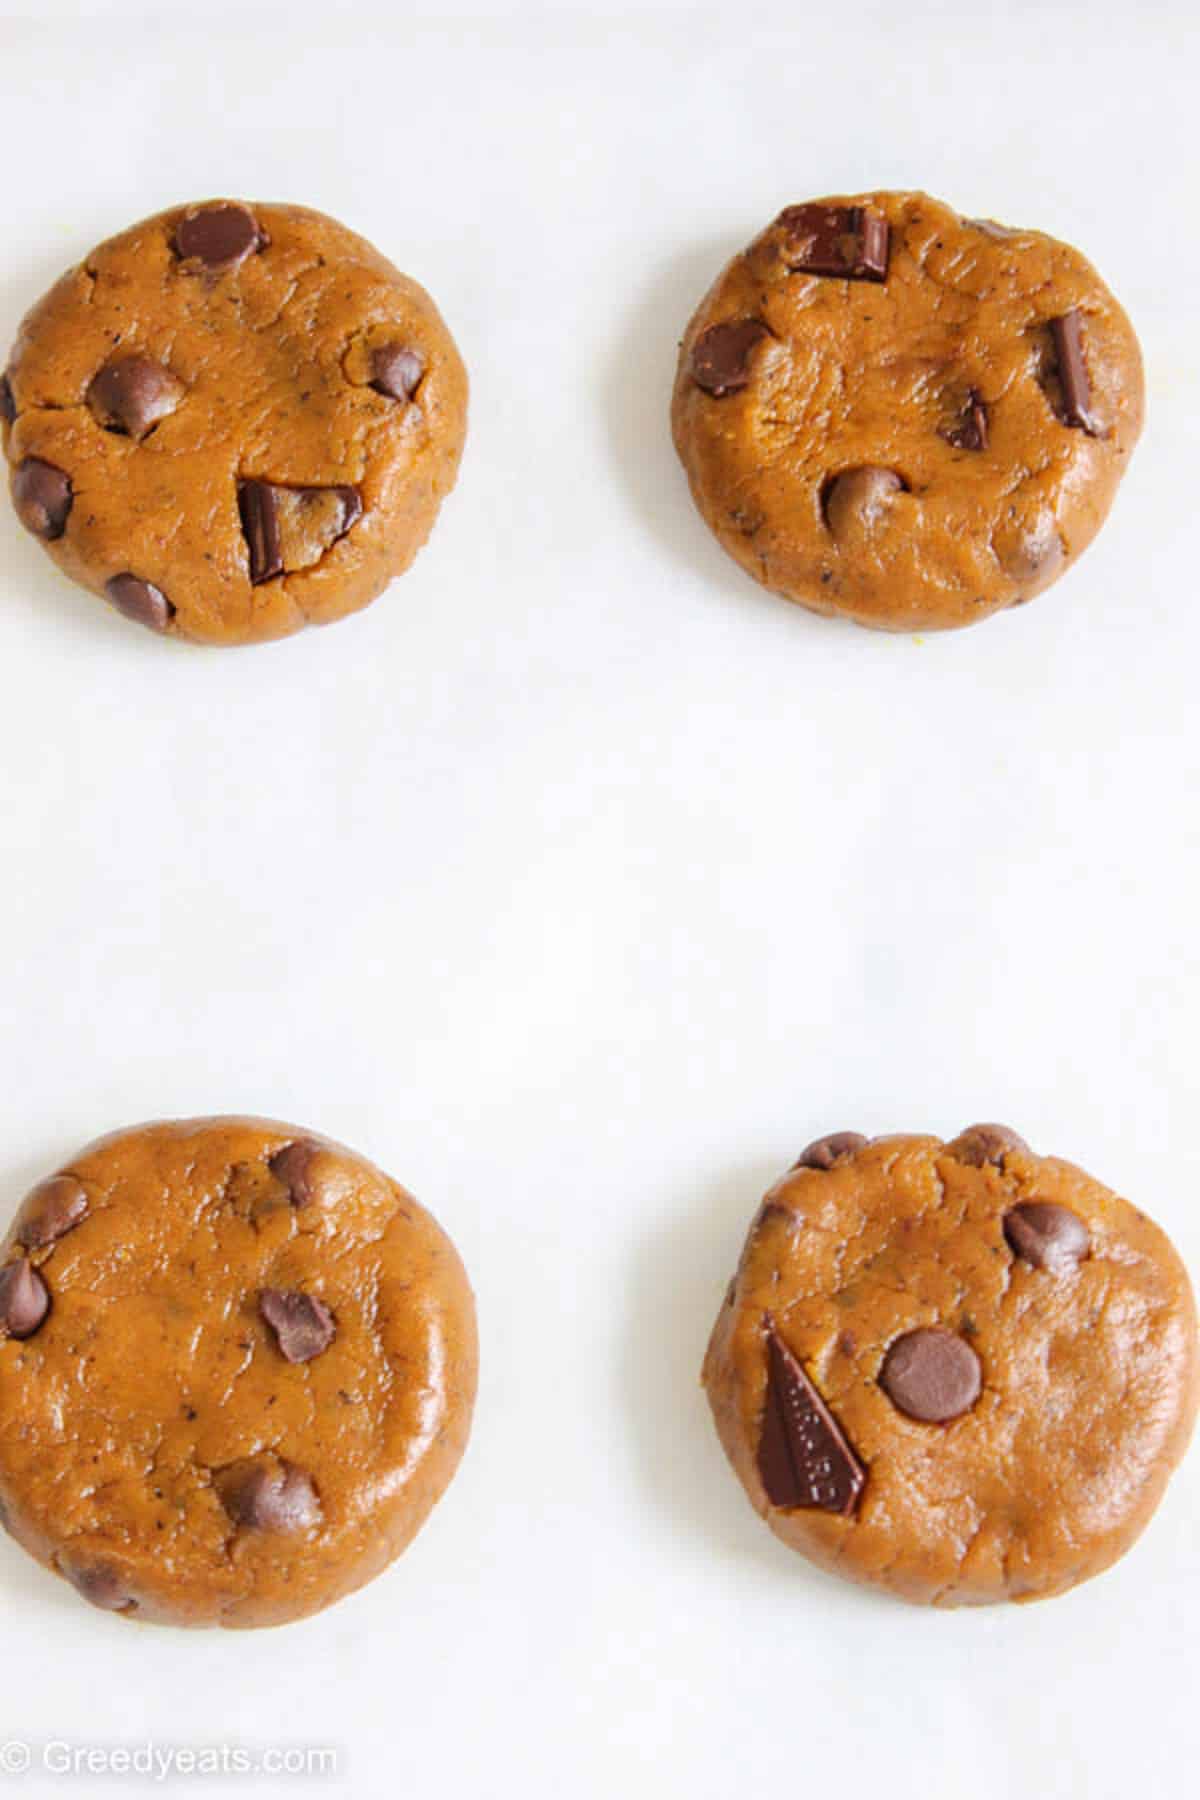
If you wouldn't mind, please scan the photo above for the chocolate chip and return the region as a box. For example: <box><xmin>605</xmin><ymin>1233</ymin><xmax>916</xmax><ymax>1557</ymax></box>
<box><xmin>879</xmin><ymin>1327</ymin><xmax>981</xmax><ymax>1422</ymax></box>
<box><xmin>12</xmin><ymin>458</ymin><xmax>72</xmax><ymax>540</ymax></box>
<box><xmin>259</xmin><ymin>1289</ymin><xmax>336</xmax><ymax>1363</ymax></box>
<box><xmin>238</xmin><ymin>478</ymin><xmax>282</xmax><ymax>583</ymax></box>
<box><xmin>65</xmin><ymin>1561</ymin><xmax>136</xmax><ymax>1612</ymax></box>
<box><xmin>793</xmin><ymin>1132</ymin><xmax>868</xmax><ymax>1172</ymax></box>
<box><xmin>758</xmin><ymin>1328</ymin><xmax>865</xmax><ymax>1514</ymax></box>
<box><xmin>370</xmin><ymin>343</ymin><xmax>425</xmax><ymax>401</ymax></box>
<box><xmin>823</xmin><ymin>466</ymin><xmax>903</xmax><ymax>538</ymax></box>
<box><xmin>0</xmin><ymin>1259</ymin><xmax>50</xmax><ymax>1338</ymax></box>
<box><xmin>689</xmin><ymin>319</ymin><xmax>770</xmax><ymax>397</ymax></box>
<box><xmin>0</xmin><ymin>373</ymin><xmax>14</xmax><ymax>425</ymax></box>
<box><xmin>87</xmin><ymin>355</ymin><xmax>183</xmax><ymax>441</ymax></box>
<box><xmin>943</xmin><ymin>388</ymin><xmax>989</xmax><ymax>451</ymax></box>
<box><xmin>779</xmin><ymin>203</ymin><xmax>889</xmax><ymax>281</ymax></box>
<box><xmin>948</xmin><ymin>1123</ymin><xmax>1029</xmax><ymax>1168</ymax></box>
<box><xmin>105</xmin><ymin>574</ymin><xmax>174</xmax><ymax>632</ymax></box>
<box><xmin>238</xmin><ymin>481</ymin><xmax>360</xmax><ymax>582</ymax></box>
<box><xmin>268</xmin><ymin>1139</ymin><xmax>322</xmax><ymax>1207</ymax></box>
<box><xmin>175</xmin><ymin>203</ymin><xmax>262</xmax><ymax>269</ymax></box>
<box><xmin>1049</xmin><ymin>311</ymin><xmax>1098</xmax><ymax>433</ymax></box>
<box><xmin>994</xmin><ymin>511</ymin><xmax>1065</xmax><ymax>585</ymax></box>
<box><xmin>1004</xmin><ymin>1202</ymin><xmax>1090</xmax><ymax>1272</ymax></box>
<box><xmin>15</xmin><ymin>1175</ymin><xmax>88</xmax><ymax>1248</ymax></box>
<box><xmin>216</xmin><ymin>1458</ymin><xmax>319</xmax><ymax>1532</ymax></box>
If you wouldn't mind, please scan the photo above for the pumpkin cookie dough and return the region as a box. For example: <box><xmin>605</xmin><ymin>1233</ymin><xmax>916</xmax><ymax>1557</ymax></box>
<box><xmin>703</xmin><ymin>1126</ymin><xmax>1198</xmax><ymax>1605</ymax></box>
<box><xmin>672</xmin><ymin>192</ymin><xmax>1143</xmax><ymax>630</ymax></box>
<box><xmin>0</xmin><ymin>1118</ymin><xmax>477</xmax><ymax>1627</ymax></box>
<box><xmin>1</xmin><ymin>200</ymin><xmax>467</xmax><ymax>643</ymax></box>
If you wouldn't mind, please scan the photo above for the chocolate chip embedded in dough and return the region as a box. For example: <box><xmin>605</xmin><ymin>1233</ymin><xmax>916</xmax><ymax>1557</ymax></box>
<box><xmin>174</xmin><ymin>202</ymin><xmax>262</xmax><ymax>269</ymax></box>
<box><xmin>1049</xmin><ymin>310</ymin><xmax>1099</xmax><ymax>434</ymax></box>
<box><xmin>12</xmin><ymin>458</ymin><xmax>72</xmax><ymax>540</ymax></box>
<box><xmin>87</xmin><ymin>354</ymin><xmax>183</xmax><ymax>440</ymax></box>
<box><xmin>879</xmin><ymin>1327</ymin><xmax>982</xmax><ymax>1422</ymax></box>
<box><xmin>947</xmin><ymin>1123</ymin><xmax>1030</xmax><ymax>1168</ymax></box>
<box><xmin>0</xmin><ymin>374</ymin><xmax>14</xmax><ymax>424</ymax></box>
<box><xmin>105</xmin><ymin>574</ymin><xmax>174</xmax><ymax>632</ymax></box>
<box><xmin>0</xmin><ymin>1259</ymin><xmax>50</xmax><ymax>1338</ymax></box>
<box><xmin>370</xmin><ymin>343</ymin><xmax>425</xmax><ymax>401</ymax></box>
<box><xmin>237</xmin><ymin>478</ymin><xmax>282</xmax><ymax>583</ymax></box>
<box><xmin>823</xmin><ymin>466</ymin><xmax>903</xmax><ymax>538</ymax></box>
<box><xmin>943</xmin><ymin>389</ymin><xmax>989</xmax><ymax>451</ymax></box>
<box><xmin>689</xmin><ymin>320</ymin><xmax>770</xmax><ymax>396</ymax></box>
<box><xmin>15</xmin><ymin>1175</ymin><xmax>88</xmax><ymax>1248</ymax></box>
<box><xmin>65</xmin><ymin>1561</ymin><xmax>137</xmax><ymax>1612</ymax></box>
<box><xmin>793</xmin><ymin>1132</ymin><xmax>868</xmax><ymax>1172</ymax></box>
<box><xmin>259</xmin><ymin>1289</ymin><xmax>336</xmax><ymax>1363</ymax></box>
<box><xmin>238</xmin><ymin>481</ymin><xmax>361</xmax><ymax>582</ymax></box>
<box><xmin>268</xmin><ymin>1139</ymin><xmax>323</xmax><ymax>1207</ymax></box>
<box><xmin>758</xmin><ymin>1328</ymin><xmax>865</xmax><ymax>1513</ymax></box>
<box><xmin>1004</xmin><ymin>1202</ymin><xmax>1091</xmax><ymax>1272</ymax></box>
<box><xmin>779</xmin><ymin>203</ymin><xmax>889</xmax><ymax>281</ymax></box>
<box><xmin>216</xmin><ymin>1458</ymin><xmax>320</xmax><ymax>1532</ymax></box>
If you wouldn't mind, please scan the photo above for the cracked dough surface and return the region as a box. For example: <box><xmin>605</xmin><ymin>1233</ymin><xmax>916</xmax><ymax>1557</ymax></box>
<box><xmin>0</xmin><ymin>1117</ymin><xmax>477</xmax><ymax>1627</ymax></box>
<box><xmin>672</xmin><ymin>191</ymin><xmax>1143</xmax><ymax>631</ymax></box>
<box><xmin>703</xmin><ymin>1130</ymin><xmax>1198</xmax><ymax>1605</ymax></box>
<box><xmin>2</xmin><ymin>200</ymin><xmax>467</xmax><ymax>644</ymax></box>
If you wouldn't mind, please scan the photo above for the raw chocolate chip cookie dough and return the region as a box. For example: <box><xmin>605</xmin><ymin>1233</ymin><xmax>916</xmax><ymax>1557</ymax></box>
<box><xmin>1</xmin><ymin>200</ymin><xmax>467</xmax><ymax>643</ymax></box>
<box><xmin>0</xmin><ymin>1118</ymin><xmax>477</xmax><ymax>1626</ymax></box>
<box><xmin>672</xmin><ymin>192</ymin><xmax>1143</xmax><ymax>630</ymax></box>
<box><xmin>703</xmin><ymin>1126</ymin><xmax>1198</xmax><ymax>1605</ymax></box>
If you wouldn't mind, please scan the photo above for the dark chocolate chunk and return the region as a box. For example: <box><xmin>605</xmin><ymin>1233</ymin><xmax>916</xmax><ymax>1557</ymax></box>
<box><xmin>824</xmin><ymin>466</ymin><xmax>903</xmax><ymax>537</ymax></box>
<box><xmin>943</xmin><ymin>389</ymin><xmax>989</xmax><ymax>451</ymax></box>
<box><xmin>238</xmin><ymin>478</ymin><xmax>282</xmax><ymax>583</ymax></box>
<box><xmin>370</xmin><ymin>343</ymin><xmax>425</xmax><ymax>402</ymax></box>
<box><xmin>794</xmin><ymin>1132</ymin><xmax>868</xmax><ymax>1172</ymax></box>
<box><xmin>88</xmin><ymin>355</ymin><xmax>182</xmax><ymax>441</ymax></box>
<box><xmin>948</xmin><ymin>1123</ymin><xmax>1029</xmax><ymax>1168</ymax></box>
<box><xmin>268</xmin><ymin>1139</ymin><xmax>323</xmax><ymax>1207</ymax></box>
<box><xmin>216</xmin><ymin>1458</ymin><xmax>320</xmax><ymax>1532</ymax></box>
<box><xmin>778</xmin><ymin>203</ymin><xmax>889</xmax><ymax>282</ymax></box>
<box><xmin>15</xmin><ymin>1175</ymin><xmax>88</xmax><ymax>1248</ymax></box>
<box><xmin>0</xmin><ymin>373</ymin><xmax>14</xmax><ymax>425</ymax></box>
<box><xmin>1049</xmin><ymin>311</ymin><xmax>1098</xmax><ymax>433</ymax></box>
<box><xmin>259</xmin><ymin>1288</ymin><xmax>336</xmax><ymax>1363</ymax></box>
<box><xmin>65</xmin><ymin>1561</ymin><xmax>136</xmax><ymax>1612</ymax></box>
<box><xmin>105</xmin><ymin>574</ymin><xmax>174</xmax><ymax>632</ymax></box>
<box><xmin>0</xmin><ymin>1259</ymin><xmax>50</xmax><ymax>1338</ymax></box>
<box><xmin>12</xmin><ymin>458</ymin><xmax>72</xmax><ymax>540</ymax></box>
<box><xmin>175</xmin><ymin>203</ymin><xmax>261</xmax><ymax>270</ymax></box>
<box><xmin>758</xmin><ymin>1328</ymin><xmax>866</xmax><ymax>1514</ymax></box>
<box><xmin>1004</xmin><ymin>1202</ymin><xmax>1090</xmax><ymax>1272</ymax></box>
<box><xmin>689</xmin><ymin>319</ymin><xmax>770</xmax><ymax>397</ymax></box>
<box><xmin>879</xmin><ymin>1327</ymin><xmax>981</xmax><ymax>1422</ymax></box>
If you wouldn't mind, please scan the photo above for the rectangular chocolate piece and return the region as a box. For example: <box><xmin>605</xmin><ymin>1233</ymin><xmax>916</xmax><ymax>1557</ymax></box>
<box><xmin>779</xmin><ymin>203</ymin><xmax>889</xmax><ymax>283</ymax></box>
<box><xmin>1050</xmin><ymin>310</ymin><xmax>1098</xmax><ymax>434</ymax></box>
<box><xmin>238</xmin><ymin>479</ymin><xmax>283</xmax><ymax>584</ymax></box>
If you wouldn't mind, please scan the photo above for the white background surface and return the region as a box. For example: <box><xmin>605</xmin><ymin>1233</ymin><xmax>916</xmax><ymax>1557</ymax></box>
<box><xmin>0</xmin><ymin>2</ymin><xmax>1197</xmax><ymax>1794</ymax></box>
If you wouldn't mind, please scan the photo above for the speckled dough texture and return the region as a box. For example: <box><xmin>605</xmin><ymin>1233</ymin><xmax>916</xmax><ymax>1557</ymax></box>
<box><xmin>703</xmin><ymin>1128</ymin><xmax>1198</xmax><ymax>1605</ymax></box>
<box><xmin>672</xmin><ymin>192</ymin><xmax>1144</xmax><ymax>631</ymax></box>
<box><xmin>1</xmin><ymin>200</ymin><xmax>467</xmax><ymax>644</ymax></box>
<box><xmin>0</xmin><ymin>1118</ymin><xmax>477</xmax><ymax>1627</ymax></box>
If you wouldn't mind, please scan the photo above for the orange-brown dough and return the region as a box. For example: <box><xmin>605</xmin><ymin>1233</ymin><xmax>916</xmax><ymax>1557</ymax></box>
<box><xmin>0</xmin><ymin>1118</ymin><xmax>477</xmax><ymax>1627</ymax></box>
<box><xmin>1</xmin><ymin>200</ymin><xmax>467</xmax><ymax>644</ymax></box>
<box><xmin>672</xmin><ymin>193</ymin><xmax>1143</xmax><ymax>631</ymax></box>
<box><xmin>703</xmin><ymin>1126</ymin><xmax>1198</xmax><ymax>1604</ymax></box>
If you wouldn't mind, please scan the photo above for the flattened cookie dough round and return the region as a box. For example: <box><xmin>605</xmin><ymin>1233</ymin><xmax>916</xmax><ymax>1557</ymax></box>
<box><xmin>1</xmin><ymin>200</ymin><xmax>467</xmax><ymax>644</ymax></box>
<box><xmin>703</xmin><ymin>1126</ymin><xmax>1198</xmax><ymax>1605</ymax></box>
<box><xmin>0</xmin><ymin>1118</ymin><xmax>477</xmax><ymax>1627</ymax></box>
<box><xmin>672</xmin><ymin>192</ymin><xmax>1144</xmax><ymax>631</ymax></box>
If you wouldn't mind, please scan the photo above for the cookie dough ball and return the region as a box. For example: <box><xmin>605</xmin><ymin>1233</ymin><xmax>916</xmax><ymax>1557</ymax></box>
<box><xmin>672</xmin><ymin>193</ymin><xmax>1143</xmax><ymax>631</ymax></box>
<box><xmin>703</xmin><ymin>1126</ymin><xmax>1198</xmax><ymax>1605</ymax></box>
<box><xmin>1</xmin><ymin>200</ymin><xmax>467</xmax><ymax>644</ymax></box>
<box><xmin>0</xmin><ymin>1118</ymin><xmax>477</xmax><ymax>1627</ymax></box>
